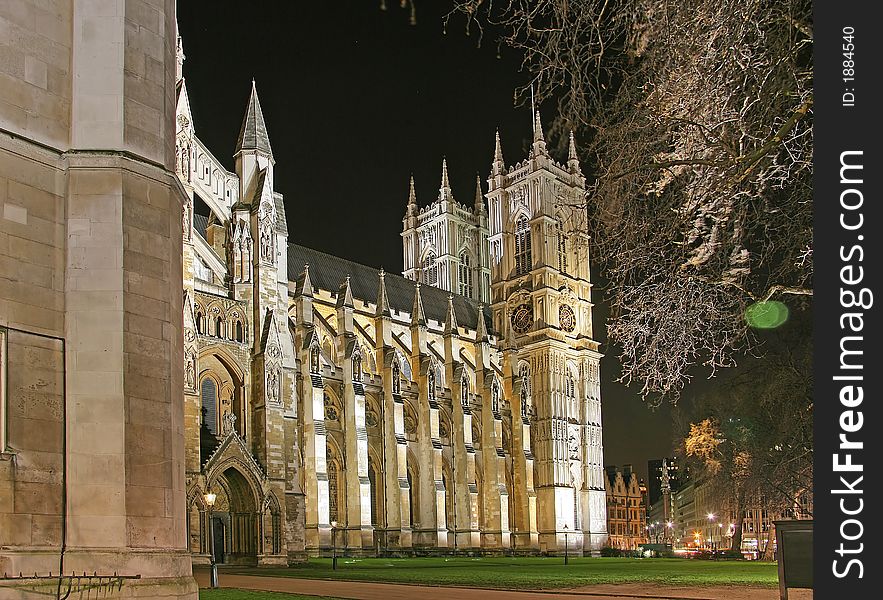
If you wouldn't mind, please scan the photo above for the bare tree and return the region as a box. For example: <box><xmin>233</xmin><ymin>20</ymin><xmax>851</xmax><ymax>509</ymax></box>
<box><xmin>447</xmin><ymin>0</ymin><xmax>813</xmax><ymax>403</ymax></box>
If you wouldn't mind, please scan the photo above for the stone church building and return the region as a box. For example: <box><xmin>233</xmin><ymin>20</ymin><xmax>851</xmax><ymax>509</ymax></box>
<box><xmin>176</xmin><ymin>46</ymin><xmax>608</xmax><ymax>563</ymax></box>
<box><xmin>176</xmin><ymin>45</ymin><xmax>606</xmax><ymax>564</ymax></box>
<box><xmin>0</xmin><ymin>3</ymin><xmax>606</xmax><ymax>594</ymax></box>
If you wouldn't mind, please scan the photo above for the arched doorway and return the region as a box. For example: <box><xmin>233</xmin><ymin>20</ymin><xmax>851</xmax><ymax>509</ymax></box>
<box><xmin>208</xmin><ymin>467</ymin><xmax>260</xmax><ymax>565</ymax></box>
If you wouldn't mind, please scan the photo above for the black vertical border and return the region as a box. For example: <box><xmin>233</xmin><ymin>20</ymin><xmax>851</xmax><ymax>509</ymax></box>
<box><xmin>814</xmin><ymin>1</ymin><xmax>879</xmax><ymax>597</ymax></box>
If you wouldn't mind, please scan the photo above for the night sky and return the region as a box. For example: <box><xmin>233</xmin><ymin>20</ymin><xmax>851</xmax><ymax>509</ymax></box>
<box><xmin>177</xmin><ymin>0</ymin><xmax>674</xmax><ymax>483</ymax></box>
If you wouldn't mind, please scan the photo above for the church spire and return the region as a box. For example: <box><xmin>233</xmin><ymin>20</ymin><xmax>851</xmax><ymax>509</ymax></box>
<box><xmin>531</xmin><ymin>110</ymin><xmax>548</xmax><ymax>157</ymax></box>
<box><xmin>375</xmin><ymin>268</ymin><xmax>391</xmax><ymax>318</ymax></box>
<box><xmin>439</xmin><ymin>157</ymin><xmax>453</xmax><ymax>202</ymax></box>
<box><xmin>568</xmin><ymin>130</ymin><xmax>582</xmax><ymax>175</ymax></box>
<box><xmin>473</xmin><ymin>173</ymin><xmax>485</xmax><ymax>214</ymax></box>
<box><xmin>236</xmin><ymin>80</ymin><xmax>273</xmax><ymax>158</ymax></box>
<box><xmin>406</xmin><ymin>174</ymin><xmax>417</xmax><ymax>217</ymax></box>
<box><xmin>411</xmin><ymin>282</ymin><xmax>426</xmax><ymax>327</ymax></box>
<box><xmin>491</xmin><ymin>129</ymin><xmax>505</xmax><ymax>176</ymax></box>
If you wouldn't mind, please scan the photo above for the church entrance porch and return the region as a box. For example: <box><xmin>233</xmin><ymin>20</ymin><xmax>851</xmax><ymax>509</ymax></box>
<box><xmin>208</xmin><ymin>467</ymin><xmax>259</xmax><ymax>566</ymax></box>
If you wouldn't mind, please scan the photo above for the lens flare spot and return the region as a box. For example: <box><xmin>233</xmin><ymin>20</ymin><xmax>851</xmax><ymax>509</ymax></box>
<box><xmin>744</xmin><ymin>301</ymin><xmax>789</xmax><ymax>329</ymax></box>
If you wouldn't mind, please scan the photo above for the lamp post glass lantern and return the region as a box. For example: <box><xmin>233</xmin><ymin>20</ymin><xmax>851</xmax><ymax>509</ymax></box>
<box><xmin>204</xmin><ymin>491</ymin><xmax>218</xmax><ymax>588</ymax></box>
<box><xmin>563</xmin><ymin>524</ymin><xmax>569</xmax><ymax>565</ymax></box>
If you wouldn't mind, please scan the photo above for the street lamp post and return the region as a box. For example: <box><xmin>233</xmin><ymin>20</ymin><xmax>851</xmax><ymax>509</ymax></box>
<box><xmin>331</xmin><ymin>521</ymin><xmax>338</xmax><ymax>570</ymax></box>
<box><xmin>204</xmin><ymin>492</ymin><xmax>218</xmax><ymax>589</ymax></box>
<box><xmin>707</xmin><ymin>513</ymin><xmax>716</xmax><ymax>551</ymax></box>
<box><xmin>563</xmin><ymin>524</ymin><xmax>569</xmax><ymax>566</ymax></box>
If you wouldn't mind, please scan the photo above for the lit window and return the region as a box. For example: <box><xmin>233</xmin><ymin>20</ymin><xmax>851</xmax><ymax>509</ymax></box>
<box><xmin>201</xmin><ymin>378</ymin><xmax>218</xmax><ymax>434</ymax></box>
<box><xmin>514</xmin><ymin>216</ymin><xmax>531</xmax><ymax>275</ymax></box>
<box><xmin>459</xmin><ymin>252</ymin><xmax>472</xmax><ymax>297</ymax></box>
<box><xmin>423</xmin><ymin>252</ymin><xmax>437</xmax><ymax>286</ymax></box>
<box><xmin>557</xmin><ymin>222</ymin><xmax>568</xmax><ymax>274</ymax></box>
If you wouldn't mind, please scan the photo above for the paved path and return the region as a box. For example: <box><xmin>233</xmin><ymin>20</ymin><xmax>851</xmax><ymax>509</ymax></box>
<box><xmin>193</xmin><ymin>569</ymin><xmax>813</xmax><ymax>600</ymax></box>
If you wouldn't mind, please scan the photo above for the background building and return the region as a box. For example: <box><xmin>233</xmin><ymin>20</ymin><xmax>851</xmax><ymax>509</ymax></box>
<box><xmin>604</xmin><ymin>465</ymin><xmax>648</xmax><ymax>550</ymax></box>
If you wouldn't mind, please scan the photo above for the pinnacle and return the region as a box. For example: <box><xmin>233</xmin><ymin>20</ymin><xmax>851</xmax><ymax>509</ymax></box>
<box><xmin>444</xmin><ymin>294</ymin><xmax>459</xmax><ymax>336</ymax></box>
<box><xmin>439</xmin><ymin>157</ymin><xmax>453</xmax><ymax>202</ymax></box>
<box><xmin>533</xmin><ymin>110</ymin><xmax>545</xmax><ymax>143</ymax></box>
<box><xmin>411</xmin><ymin>282</ymin><xmax>426</xmax><ymax>327</ymax></box>
<box><xmin>475</xmin><ymin>302</ymin><xmax>489</xmax><ymax>342</ymax></box>
<box><xmin>375</xmin><ymin>268</ymin><xmax>391</xmax><ymax>318</ymax></box>
<box><xmin>474</xmin><ymin>173</ymin><xmax>485</xmax><ymax>213</ymax></box>
<box><xmin>492</xmin><ymin>129</ymin><xmax>505</xmax><ymax>174</ymax></box>
<box><xmin>236</xmin><ymin>80</ymin><xmax>273</xmax><ymax>157</ymax></box>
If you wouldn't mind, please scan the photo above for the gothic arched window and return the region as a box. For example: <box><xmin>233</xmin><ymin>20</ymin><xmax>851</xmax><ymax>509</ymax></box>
<box><xmin>514</xmin><ymin>216</ymin><xmax>531</xmax><ymax>276</ymax></box>
<box><xmin>201</xmin><ymin>378</ymin><xmax>218</xmax><ymax>434</ymax></box>
<box><xmin>327</xmin><ymin>453</ymin><xmax>340</xmax><ymax>524</ymax></box>
<box><xmin>557</xmin><ymin>222</ymin><xmax>568</xmax><ymax>275</ymax></box>
<box><xmin>215</xmin><ymin>316</ymin><xmax>223</xmax><ymax>338</ymax></box>
<box><xmin>459</xmin><ymin>252</ymin><xmax>472</xmax><ymax>297</ymax></box>
<box><xmin>196</xmin><ymin>311</ymin><xmax>204</xmax><ymax>335</ymax></box>
<box><xmin>235</xmin><ymin>320</ymin><xmax>244</xmax><ymax>343</ymax></box>
<box><xmin>423</xmin><ymin>251</ymin><xmax>438</xmax><ymax>286</ymax></box>
<box><xmin>392</xmin><ymin>362</ymin><xmax>401</xmax><ymax>394</ymax></box>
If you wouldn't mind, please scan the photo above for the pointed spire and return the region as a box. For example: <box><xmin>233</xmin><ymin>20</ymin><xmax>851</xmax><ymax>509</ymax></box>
<box><xmin>375</xmin><ymin>268</ymin><xmax>391</xmax><ymax>318</ymax></box>
<box><xmin>531</xmin><ymin>110</ymin><xmax>548</xmax><ymax>157</ymax></box>
<box><xmin>337</xmin><ymin>275</ymin><xmax>354</xmax><ymax>309</ymax></box>
<box><xmin>473</xmin><ymin>173</ymin><xmax>485</xmax><ymax>214</ymax></box>
<box><xmin>406</xmin><ymin>174</ymin><xmax>418</xmax><ymax>217</ymax></box>
<box><xmin>236</xmin><ymin>80</ymin><xmax>273</xmax><ymax>157</ymax></box>
<box><xmin>439</xmin><ymin>157</ymin><xmax>453</xmax><ymax>202</ymax></box>
<box><xmin>299</xmin><ymin>263</ymin><xmax>313</xmax><ymax>297</ymax></box>
<box><xmin>533</xmin><ymin>110</ymin><xmax>545</xmax><ymax>143</ymax></box>
<box><xmin>444</xmin><ymin>294</ymin><xmax>459</xmax><ymax>336</ymax></box>
<box><xmin>568</xmin><ymin>130</ymin><xmax>582</xmax><ymax>174</ymax></box>
<box><xmin>491</xmin><ymin>129</ymin><xmax>505</xmax><ymax>176</ymax></box>
<box><xmin>475</xmin><ymin>303</ymin><xmax>489</xmax><ymax>342</ymax></box>
<box><xmin>411</xmin><ymin>282</ymin><xmax>426</xmax><ymax>327</ymax></box>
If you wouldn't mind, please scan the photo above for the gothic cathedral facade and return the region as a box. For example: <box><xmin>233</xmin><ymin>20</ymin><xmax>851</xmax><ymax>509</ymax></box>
<box><xmin>175</xmin><ymin>43</ymin><xmax>607</xmax><ymax>565</ymax></box>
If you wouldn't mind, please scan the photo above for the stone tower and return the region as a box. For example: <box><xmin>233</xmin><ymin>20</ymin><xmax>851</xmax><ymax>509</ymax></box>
<box><xmin>0</xmin><ymin>1</ymin><xmax>196</xmax><ymax>597</ymax></box>
<box><xmin>402</xmin><ymin>160</ymin><xmax>491</xmax><ymax>302</ymax></box>
<box><xmin>486</xmin><ymin>114</ymin><xmax>608</xmax><ymax>554</ymax></box>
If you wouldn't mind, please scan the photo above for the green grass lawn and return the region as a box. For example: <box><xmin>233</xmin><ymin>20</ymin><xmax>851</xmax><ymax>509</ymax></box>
<box><xmin>227</xmin><ymin>556</ymin><xmax>779</xmax><ymax>589</ymax></box>
<box><xmin>200</xmin><ymin>590</ymin><xmax>342</xmax><ymax>600</ymax></box>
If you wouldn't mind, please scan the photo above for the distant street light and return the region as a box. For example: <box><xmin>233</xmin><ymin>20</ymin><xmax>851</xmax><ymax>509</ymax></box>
<box><xmin>204</xmin><ymin>491</ymin><xmax>218</xmax><ymax>589</ymax></box>
<box><xmin>563</xmin><ymin>524</ymin><xmax>570</xmax><ymax>566</ymax></box>
<box><xmin>707</xmin><ymin>513</ymin><xmax>716</xmax><ymax>551</ymax></box>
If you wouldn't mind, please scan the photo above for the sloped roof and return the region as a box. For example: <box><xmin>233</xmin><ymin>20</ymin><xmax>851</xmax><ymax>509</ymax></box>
<box><xmin>288</xmin><ymin>243</ymin><xmax>493</xmax><ymax>334</ymax></box>
<box><xmin>194</xmin><ymin>213</ymin><xmax>209</xmax><ymax>238</ymax></box>
<box><xmin>191</xmin><ymin>216</ymin><xmax>493</xmax><ymax>335</ymax></box>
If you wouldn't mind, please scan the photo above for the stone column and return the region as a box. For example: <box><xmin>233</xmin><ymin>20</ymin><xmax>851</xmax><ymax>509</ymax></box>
<box><xmin>338</xmin><ymin>336</ymin><xmax>374</xmax><ymax>550</ymax></box>
<box><xmin>580</xmin><ymin>355</ymin><xmax>608</xmax><ymax>553</ymax></box>
<box><xmin>507</xmin><ymin>360</ymin><xmax>538</xmax><ymax>550</ymax></box>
